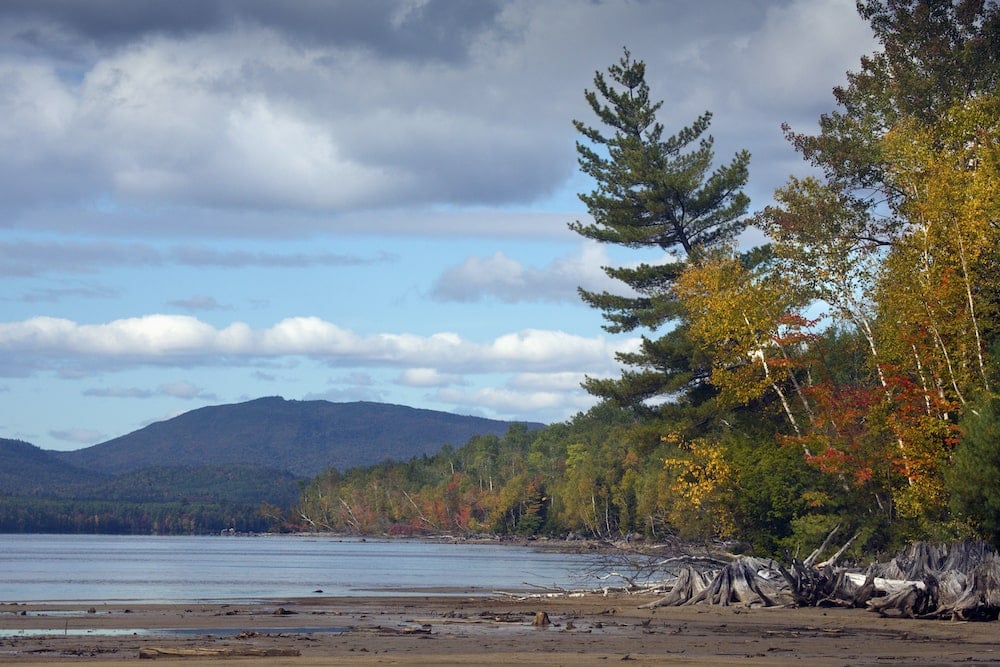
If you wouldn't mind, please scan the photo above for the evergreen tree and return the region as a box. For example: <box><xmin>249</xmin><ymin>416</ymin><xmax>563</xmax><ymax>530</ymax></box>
<box><xmin>948</xmin><ymin>391</ymin><xmax>1000</xmax><ymax>547</ymax></box>
<box><xmin>570</xmin><ymin>49</ymin><xmax>751</xmax><ymax>412</ymax></box>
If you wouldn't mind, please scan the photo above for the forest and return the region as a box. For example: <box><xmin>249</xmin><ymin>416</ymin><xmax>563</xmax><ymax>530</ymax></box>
<box><xmin>291</xmin><ymin>0</ymin><xmax>1000</xmax><ymax>558</ymax></box>
<box><xmin>0</xmin><ymin>497</ymin><xmax>272</xmax><ymax>534</ymax></box>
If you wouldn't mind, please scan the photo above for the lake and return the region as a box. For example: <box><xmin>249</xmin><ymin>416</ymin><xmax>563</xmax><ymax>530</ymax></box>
<box><xmin>0</xmin><ymin>534</ymin><xmax>606</xmax><ymax>603</ymax></box>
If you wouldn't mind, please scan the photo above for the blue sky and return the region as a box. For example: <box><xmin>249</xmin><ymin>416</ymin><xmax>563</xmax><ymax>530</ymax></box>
<box><xmin>0</xmin><ymin>0</ymin><xmax>875</xmax><ymax>451</ymax></box>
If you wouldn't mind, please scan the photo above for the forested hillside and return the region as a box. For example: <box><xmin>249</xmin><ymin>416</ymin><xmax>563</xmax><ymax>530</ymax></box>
<box><xmin>55</xmin><ymin>397</ymin><xmax>537</xmax><ymax>477</ymax></box>
<box><xmin>0</xmin><ymin>400</ymin><xmax>537</xmax><ymax>534</ymax></box>
<box><xmin>292</xmin><ymin>1</ymin><xmax>1000</xmax><ymax>556</ymax></box>
<box><xmin>0</xmin><ymin>439</ymin><xmax>108</xmax><ymax>495</ymax></box>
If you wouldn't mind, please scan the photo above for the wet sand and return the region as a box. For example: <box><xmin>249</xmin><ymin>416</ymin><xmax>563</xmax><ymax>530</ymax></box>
<box><xmin>1</xmin><ymin>593</ymin><xmax>997</xmax><ymax>666</ymax></box>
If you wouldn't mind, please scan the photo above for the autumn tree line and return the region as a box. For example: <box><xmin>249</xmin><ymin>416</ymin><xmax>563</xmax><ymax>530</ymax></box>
<box><xmin>0</xmin><ymin>498</ymin><xmax>271</xmax><ymax>534</ymax></box>
<box><xmin>292</xmin><ymin>0</ymin><xmax>1000</xmax><ymax>556</ymax></box>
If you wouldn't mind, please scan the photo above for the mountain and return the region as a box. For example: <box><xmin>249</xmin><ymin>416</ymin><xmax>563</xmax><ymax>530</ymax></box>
<box><xmin>54</xmin><ymin>397</ymin><xmax>542</xmax><ymax>478</ymax></box>
<box><xmin>0</xmin><ymin>438</ymin><xmax>107</xmax><ymax>495</ymax></box>
<box><xmin>93</xmin><ymin>465</ymin><xmax>303</xmax><ymax>507</ymax></box>
<box><xmin>1</xmin><ymin>400</ymin><xmax>541</xmax><ymax>533</ymax></box>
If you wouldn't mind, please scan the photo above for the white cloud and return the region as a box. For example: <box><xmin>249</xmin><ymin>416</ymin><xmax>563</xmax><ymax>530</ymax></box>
<box><xmin>741</xmin><ymin>0</ymin><xmax>875</xmax><ymax>107</ymax></box>
<box><xmin>508</xmin><ymin>371</ymin><xmax>587</xmax><ymax>391</ymax></box>
<box><xmin>0</xmin><ymin>314</ymin><xmax>632</xmax><ymax>376</ymax></box>
<box><xmin>435</xmin><ymin>385</ymin><xmax>597</xmax><ymax>419</ymax></box>
<box><xmin>431</xmin><ymin>242</ymin><xmax>630</xmax><ymax>303</ymax></box>
<box><xmin>0</xmin><ymin>20</ymin><xmax>571</xmax><ymax>219</ymax></box>
<box><xmin>0</xmin><ymin>0</ymin><xmax>883</xmax><ymax>449</ymax></box>
<box><xmin>0</xmin><ymin>1</ymin><xmax>875</xmax><ymax>234</ymax></box>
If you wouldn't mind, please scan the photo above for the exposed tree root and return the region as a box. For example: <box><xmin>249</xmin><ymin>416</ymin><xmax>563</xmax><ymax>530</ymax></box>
<box><xmin>635</xmin><ymin>536</ymin><xmax>1000</xmax><ymax>621</ymax></box>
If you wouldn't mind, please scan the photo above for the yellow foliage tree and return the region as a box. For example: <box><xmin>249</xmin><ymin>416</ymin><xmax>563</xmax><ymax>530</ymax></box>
<box><xmin>876</xmin><ymin>92</ymin><xmax>1000</xmax><ymax>524</ymax></box>
<box><xmin>661</xmin><ymin>433</ymin><xmax>735</xmax><ymax>539</ymax></box>
<box><xmin>676</xmin><ymin>247</ymin><xmax>816</xmax><ymax>438</ymax></box>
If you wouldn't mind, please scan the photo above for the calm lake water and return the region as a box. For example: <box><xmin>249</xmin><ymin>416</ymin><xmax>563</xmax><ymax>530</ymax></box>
<box><xmin>0</xmin><ymin>534</ymin><xmax>605</xmax><ymax>603</ymax></box>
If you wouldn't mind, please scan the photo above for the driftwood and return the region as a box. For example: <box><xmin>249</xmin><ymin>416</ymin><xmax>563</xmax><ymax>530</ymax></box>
<box><xmin>138</xmin><ymin>646</ymin><xmax>301</xmax><ymax>658</ymax></box>
<box><xmin>686</xmin><ymin>557</ymin><xmax>792</xmax><ymax>607</ymax></box>
<box><xmin>636</xmin><ymin>537</ymin><xmax>1000</xmax><ymax>621</ymax></box>
<box><xmin>638</xmin><ymin>565</ymin><xmax>707</xmax><ymax>608</ymax></box>
<box><xmin>644</xmin><ymin>557</ymin><xmax>792</xmax><ymax>608</ymax></box>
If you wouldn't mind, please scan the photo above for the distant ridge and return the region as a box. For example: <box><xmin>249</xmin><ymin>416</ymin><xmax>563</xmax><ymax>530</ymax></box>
<box><xmin>53</xmin><ymin>397</ymin><xmax>543</xmax><ymax>478</ymax></box>
<box><xmin>0</xmin><ymin>438</ymin><xmax>107</xmax><ymax>495</ymax></box>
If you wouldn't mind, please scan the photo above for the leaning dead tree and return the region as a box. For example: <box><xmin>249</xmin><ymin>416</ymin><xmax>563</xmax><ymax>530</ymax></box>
<box><xmin>638</xmin><ymin>535</ymin><xmax>1000</xmax><ymax>621</ymax></box>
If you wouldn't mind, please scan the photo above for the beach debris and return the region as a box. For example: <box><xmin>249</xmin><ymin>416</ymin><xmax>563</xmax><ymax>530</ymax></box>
<box><xmin>635</xmin><ymin>536</ymin><xmax>1000</xmax><ymax>621</ymax></box>
<box><xmin>532</xmin><ymin>611</ymin><xmax>551</xmax><ymax>626</ymax></box>
<box><xmin>138</xmin><ymin>646</ymin><xmax>300</xmax><ymax>658</ymax></box>
<box><xmin>366</xmin><ymin>624</ymin><xmax>432</xmax><ymax>635</ymax></box>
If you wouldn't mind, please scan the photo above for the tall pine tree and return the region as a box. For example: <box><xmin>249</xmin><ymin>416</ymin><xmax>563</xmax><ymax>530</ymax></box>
<box><xmin>570</xmin><ymin>50</ymin><xmax>751</xmax><ymax>414</ymax></box>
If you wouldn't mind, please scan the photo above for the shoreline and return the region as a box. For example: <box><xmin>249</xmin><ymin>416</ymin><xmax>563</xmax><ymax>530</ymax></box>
<box><xmin>2</xmin><ymin>593</ymin><xmax>997</xmax><ymax>666</ymax></box>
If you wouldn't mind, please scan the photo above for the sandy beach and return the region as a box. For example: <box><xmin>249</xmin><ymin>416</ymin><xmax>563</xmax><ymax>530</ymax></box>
<box><xmin>1</xmin><ymin>593</ymin><xmax>997</xmax><ymax>666</ymax></box>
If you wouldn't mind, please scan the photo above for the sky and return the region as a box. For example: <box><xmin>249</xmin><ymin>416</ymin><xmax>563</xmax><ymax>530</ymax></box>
<box><xmin>0</xmin><ymin>0</ymin><xmax>877</xmax><ymax>452</ymax></box>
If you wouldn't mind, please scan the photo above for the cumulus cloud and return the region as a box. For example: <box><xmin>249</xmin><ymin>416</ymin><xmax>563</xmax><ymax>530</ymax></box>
<box><xmin>429</xmin><ymin>370</ymin><xmax>600</xmax><ymax>418</ymax></box>
<box><xmin>434</xmin><ymin>385</ymin><xmax>597</xmax><ymax>419</ymax></box>
<box><xmin>0</xmin><ymin>314</ymin><xmax>631</xmax><ymax>376</ymax></box>
<box><xmin>0</xmin><ymin>16</ymin><xmax>571</xmax><ymax>220</ymax></box>
<box><xmin>430</xmin><ymin>243</ymin><xmax>630</xmax><ymax>303</ymax></box>
<box><xmin>0</xmin><ymin>0</ymin><xmax>874</xmax><ymax>235</ymax></box>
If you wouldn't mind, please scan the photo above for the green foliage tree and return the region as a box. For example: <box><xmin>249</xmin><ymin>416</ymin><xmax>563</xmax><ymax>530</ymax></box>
<box><xmin>948</xmin><ymin>390</ymin><xmax>1000</xmax><ymax>546</ymax></box>
<box><xmin>570</xmin><ymin>49</ymin><xmax>751</xmax><ymax>411</ymax></box>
